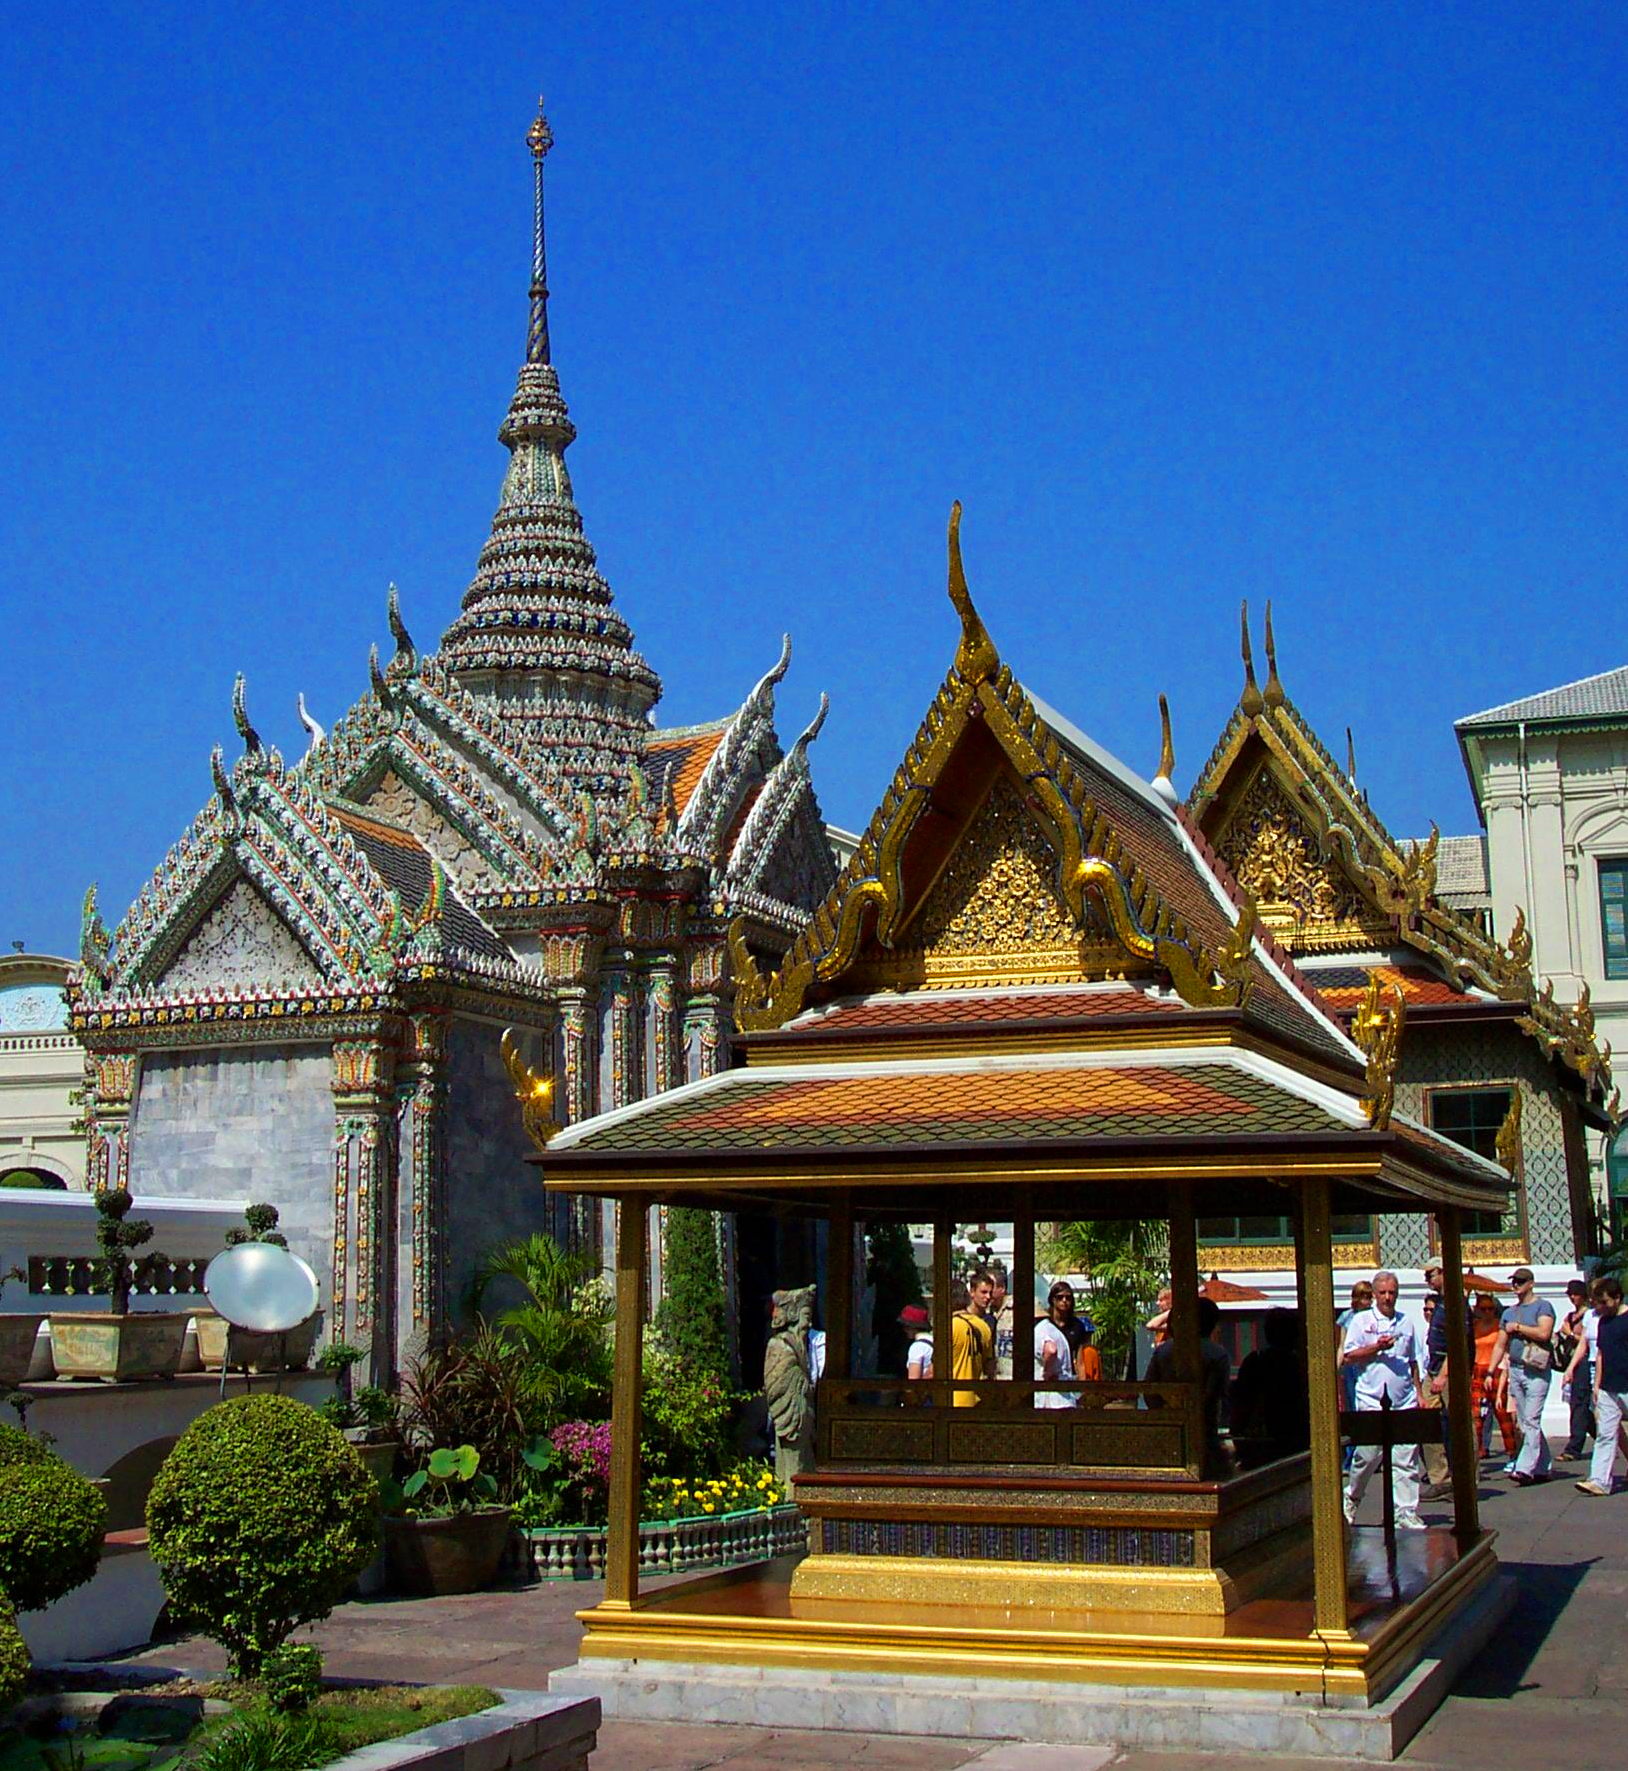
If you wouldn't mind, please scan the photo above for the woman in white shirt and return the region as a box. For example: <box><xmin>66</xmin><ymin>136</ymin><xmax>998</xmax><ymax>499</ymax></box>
<box><xmin>1034</xmin><ymin>1313</ymin><xmax>1077</xmax><ymax>1409</ymax></box>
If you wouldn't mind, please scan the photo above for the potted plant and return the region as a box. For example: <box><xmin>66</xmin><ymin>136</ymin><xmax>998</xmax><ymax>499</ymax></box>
<box><xmin>194</xmin><ymin>1203</ymin><xmax>324</xmax><ymax>1373</ymax></box>
<box><xmin>0</xmin><ymin>1264</ymin><xmax>43</xmax><ymax>1388</ymax></box>
<box><xmin>316</xmin><ymin>1342</ymin><xmax>401</xmax><ymax>1483</ymax></box>
<box><xmin>380</xmin><ymin>1444</ymin><xmax>513</xmax><ymax>1597</ymax></box>
<box><xmin>48</xmin><ymin>1188</ymin><xmax>188</xmax><ymax>1381</ymax></box>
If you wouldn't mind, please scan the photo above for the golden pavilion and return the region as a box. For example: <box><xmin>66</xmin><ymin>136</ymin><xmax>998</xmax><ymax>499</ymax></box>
<box><xmin>542</xmin><ymin>514</ymin><xmax>1512</xmax><ymax>1758</ymax></box>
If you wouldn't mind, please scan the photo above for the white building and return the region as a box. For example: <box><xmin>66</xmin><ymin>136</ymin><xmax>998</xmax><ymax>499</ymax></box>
<box><xmin>0</xmin><ymin>953</ymin><xmax>83</xmax><ymax>1189</ymax></box>
<box><xmin>1455</xmin><ymin>666</ymin><xmax>1628</xmax><ymax>1229</ymax></box>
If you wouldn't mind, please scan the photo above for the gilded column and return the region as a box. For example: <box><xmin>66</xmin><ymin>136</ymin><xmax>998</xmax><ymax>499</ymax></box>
<box><xmin>1299</xmin><ymin>1176</ymin><xmax>1351</xmax><ymax>1642</ymax></box>
<box><xmin>401</xmin><ymin>1013</ymin><xmax>450</xmax><ymax>1350</ymax></box>
<box><xmin>331</xmin><ymin>1037</ymin><xmax>399</xmax><ymax>1379</ymax></box>
<box><xmin>85</xmin><ymin>1050</ymin><xmax>138</xmax><ymax>1194</ymax></box>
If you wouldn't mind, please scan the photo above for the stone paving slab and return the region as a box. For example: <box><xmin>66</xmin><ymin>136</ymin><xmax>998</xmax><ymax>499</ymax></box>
<box><xmin>111</xmin><ymin>1448</ymin><xmax>1628</xmax><ymax>1768</ymax></box>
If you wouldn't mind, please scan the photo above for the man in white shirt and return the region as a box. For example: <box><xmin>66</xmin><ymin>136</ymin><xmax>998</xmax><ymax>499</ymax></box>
<box><xmin>1341</xmin><ymin>1270</ymin><xmax>1426</xmax><ymax>1530</ymax></box>
<box><xmin>1034</xmin><ymin>1312</ymin><xmax>1076</xmax><ymax>1409</ymax></box>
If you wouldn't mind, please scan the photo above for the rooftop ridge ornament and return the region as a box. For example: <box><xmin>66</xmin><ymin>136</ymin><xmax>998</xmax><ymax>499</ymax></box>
<box><xmin>526</xmin><ymin>98</ymin><xmax>554</xmax><ymax>367</ymax></box>
<box><xmin>386</xmin><ymin>584</ymin><xmax>417</xmax><ymax>677</ymax></box>
<box><xmin>1151</xmin><ymin>694</ymin><xmax>1178</xmax><ymax>807</ymax></box>
<box><xmin>232</xmin><ymin>674</ymin><xmax>262</xmax><ymax>755</ymax></box>
<box><xmin>296</xmin><ymin>694</ymin><xmax>326</xmax><ymax>756</ymax></box>
<box><xmin>1239</xmin><ymin>602</ymin><xmax>1264</xmax><ymax>716</ymax></box>
<box><xmin>947</xmin><ymin>502</ymin><xmax>997</xmax><ymax>684</ymax></box>
<box><xmin>1262</xmin><ymin>601</ymin><xmax>1285</xmax><ymax>708</ymax></box>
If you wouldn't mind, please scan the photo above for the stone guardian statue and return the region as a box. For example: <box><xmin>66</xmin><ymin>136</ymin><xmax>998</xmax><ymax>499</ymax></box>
<box><xmin>763</xmin><ymin>1285</ymin><xmax>817</xmax><ymax>1486</ymax></box>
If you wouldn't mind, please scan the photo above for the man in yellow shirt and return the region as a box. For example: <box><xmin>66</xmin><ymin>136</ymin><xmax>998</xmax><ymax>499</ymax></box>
<box><xmin>951</xmin><ymin>1271</ymin><xmax>997</xmax><ymax>1406</ymax></box>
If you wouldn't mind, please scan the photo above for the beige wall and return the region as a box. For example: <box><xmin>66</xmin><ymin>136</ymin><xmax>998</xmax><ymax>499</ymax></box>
<box><xmin>0</xmin><ymin>956</ymin><xmax>85</xmax><ymax>1189</ymax></box>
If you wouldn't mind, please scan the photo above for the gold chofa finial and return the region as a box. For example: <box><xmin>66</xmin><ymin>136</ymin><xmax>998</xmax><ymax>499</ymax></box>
<box><xmin>1240</xmin><ymin>601</ymin><xmax>1264</xmax><ymax>715</ymax></box>
<box><xmin>1346</xmin><ymin>726</ymin><xmax>1358</xmax><ymax>784</ymax></box>
<box><xmin>1263</xmin><ymin>600</ymin><xmax>1285</xmax><ymax>707</ymax></box>
<box><xmin>1157</xmin><ymin>694</ymin><xmax>1175</xmax><ymax>782</ymax></box>
<box><xmin>527</xmin><ymin>97</ymin><xmax>554</xmax><ymax>159</ymax></box>
<box><xmin>947</xmin><ymin>502</ymin><xmax>998</xmax><ymax>684</ymax></box>
<box><xmin>500</xmin><ymin>1028</ymin><xmax>560</xmax><ymax>1152</ymax></box>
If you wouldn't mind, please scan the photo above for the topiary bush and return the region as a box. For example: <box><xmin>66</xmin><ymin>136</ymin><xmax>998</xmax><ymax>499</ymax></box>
<box><xmin>653</xmin><ymin>1208</ymin><xmax>730</xmax><ymax>1386</ymax></box>
<box><xmin>0</xmin><ymin>1594</ymin><xmax>29</xmax><ymax>1712</ymax></box>
<box><xmin>147</xmin><ymin>1395</ymin><xmax>379</xmax><ymax>1675</ymax></box>
<box><xmin>0</xmin><ymin>1426</ymin><xmax>106</xmax><ymax>1610</ymax></box>
<box><xmin>260</xmin><ymin>1641</ymin><xmax>324</xmax><ymax>1714</ymax></box>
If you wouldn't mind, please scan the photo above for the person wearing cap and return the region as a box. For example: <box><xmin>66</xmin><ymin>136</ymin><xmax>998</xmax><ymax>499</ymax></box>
<box><xmin>900</xmin><ymin>1305</ymin><xmax>933</xmax><ymax>1385</ymax></box>
<box><xmin>1489</xmin><ymin>1267</ymin><xmax>1556</xmax><ymax>1484</ymax></box>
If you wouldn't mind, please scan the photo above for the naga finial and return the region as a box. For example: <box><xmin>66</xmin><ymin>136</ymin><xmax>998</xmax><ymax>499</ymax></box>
<box><xmin>526</xmin><ymin>97</ymin><xmax>554</xmax><ymax>366</ymax></box>
<box><xmin>232</xmin><ymin>674</ymin><xmax>262</xmax><ymax>754</ymax></box>
<box><xmin>947</xmin><ymin>502</ymin><xmax>997</xmax><ymax>684</ymax></box>
<box><xmin>1239</xmin><ymin>601</ymin><xmax>1264</xmax><ymax>715</ymax></box>
<box><xmin>500</xmin><ymin>1027</ymin><xmax>560</xmax><ymax>1151</ymax></box>
<box><xmin>1151</xmin><ymin>694</ymin><xmax>1179</xmax><ymax>807</ymax></box>
<box><xmin>296</xmin><ymin>693</ymin><xmax>326</xmax><ymax>755</ymax></box>
<box><xmin>387</xmin><ymin>584</ymin><xmax>417</xmax><ymax>675</ymax></box>
<box><xmin>79</xmin><ymin>884</ymin><xmax>111</xmax><ymax>982</ymax></box>
<box><xmin>369</xmin><ymin>642</ymin><xmax>390</xmax><ymax>705</ymax></box>
<box><xmin>1262</xmin><ymin>600</ymin><xmax>1285</xmax><ymax>708</ymax></box>
<box><xmin>1345</xmin><ymin>726</ymin><xmax>1358</xmax><ymax>785</ymax></box>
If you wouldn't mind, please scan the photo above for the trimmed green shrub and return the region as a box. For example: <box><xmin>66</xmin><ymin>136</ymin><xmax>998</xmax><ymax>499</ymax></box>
<box><xmin>0</xmin><ymin>1170</ymin><xmax>65</xmax><ymax>1191</ymax></box>
<box><xmin>0</xmin><ymin>1593</ymin><xmax>29</xmax><ymax>1712</ymax></box>
<box><xmin>0</xmin><ymin>1429</ymin><xmax>105</xmax><ymax>1610</ymax></box>
<box><xmin>261</xmin><ymin>1642</ymin><xmax>324</xmax><ymax>1714</ymax></box>
<box><xmin>147</xmin><ymin>1395</ymin><xmax>379</xmax><ymax>1676</ymax></box>
<box><xmin>653</xmin><ymin>1208</ymin><xmax>730</xmax><ymax>1384</ymax></box>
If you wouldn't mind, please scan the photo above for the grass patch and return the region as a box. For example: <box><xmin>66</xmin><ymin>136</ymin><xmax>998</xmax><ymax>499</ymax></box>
<box><xmin>0</xmin><ymin>1685</ymin><xmax>499</xmax><ymax>1771</ymax></box>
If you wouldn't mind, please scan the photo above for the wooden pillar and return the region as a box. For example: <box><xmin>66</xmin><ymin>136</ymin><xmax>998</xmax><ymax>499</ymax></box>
<box><xmin>1167</xmin><ymin>1183</ymin><xmax>1203</xmax><ymax>1477</ymax></box>
<box><xmin>933</xmin><ymin>1216</ymin><xmax>952</xmax><ymax>1409</ymax></box>
<box><xmin>827</xmin><ymin>1194</ymin><xmax>854</xmax><ymax>1382</ymax></box>
<box><xmin>1299</xmin><ymin>1177</ymin><xmax>1350</xmax><ymax>1639</ymax></box>
<box><xmin>1437</xmin><ymin>1208</ymin><xmax>1482</xmax><ymax>1550</ymax></box>
<box><xmin>604</xmin><ymin>1199</ymin><xmax>647</xmax><ymax>1609</ymax></box>
<box><xmin>1012</xmin><ymin>1188</ymin><xmax>1035</xmax><ymax>1396</ymax></box>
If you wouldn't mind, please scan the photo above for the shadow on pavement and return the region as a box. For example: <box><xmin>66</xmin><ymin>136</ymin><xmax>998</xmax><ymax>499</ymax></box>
<box><xmin>1449</xmin><ymin>1557</ymin><xmax>1596</xmax><ymax>1698</ymax></box>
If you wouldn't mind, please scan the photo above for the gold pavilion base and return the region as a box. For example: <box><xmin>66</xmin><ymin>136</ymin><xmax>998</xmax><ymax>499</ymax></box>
<box><xmin>574</xmin><ymin>1529</ymin><xmax>1499</xmax><ymax>1706</ymax></box>
<box><xmin>789</xmin><ymin>1455</ymin><xmax>1312</xmax><ymax>1616</ymax></box>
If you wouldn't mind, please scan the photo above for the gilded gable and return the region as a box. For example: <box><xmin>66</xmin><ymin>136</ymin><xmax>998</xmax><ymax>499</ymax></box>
<box><xmin>1216</xmin><ymin>771</ymin><xmax>1372</xmax><ymax>948</ymax></box>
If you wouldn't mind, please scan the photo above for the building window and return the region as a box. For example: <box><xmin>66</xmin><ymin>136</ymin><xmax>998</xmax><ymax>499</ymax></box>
<box><xmin>1429</xmin><ymin>1085</ymin><xmax>1517</xmax><ymax>1239</ymax></box>
<box><xmin>1197</xmin><ymin>1213</ymin><xmax>1372</xmax><ymax>1245</ymax></box>
<box><xmin>1600</xmin><ymin>861</ymin><xmax>1628</xmax><ymax>980</ymax></box>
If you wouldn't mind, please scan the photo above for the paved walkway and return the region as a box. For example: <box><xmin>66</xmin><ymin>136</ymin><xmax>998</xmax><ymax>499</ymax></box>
<box><xmin>117</xmin><ymin>1449</ymin><xmax>1628</xmax><ymax>1768</ymax></box>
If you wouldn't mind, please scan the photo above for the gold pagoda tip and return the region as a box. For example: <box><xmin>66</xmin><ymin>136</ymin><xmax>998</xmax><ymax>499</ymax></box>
<box><xmin>527</xmin><ymin>97</ymin><xmax>554</xmax><ymax>159</ymax></box>
<box><xmin>1262</xmin><ymin>600</ymin><xmax>1285</xmax><ymax>707</ymax></box>
<box><xmin>1239</xmin><ymin>601</ymin><xmax>1264</xmax><ymax>716</ymax></box>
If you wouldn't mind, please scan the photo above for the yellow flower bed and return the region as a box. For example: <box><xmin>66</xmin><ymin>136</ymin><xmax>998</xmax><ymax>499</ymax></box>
<box><xmin>642</xmin><ymin>1464</ymin><xmax>784</xmax><ymax>1522</ymax></box>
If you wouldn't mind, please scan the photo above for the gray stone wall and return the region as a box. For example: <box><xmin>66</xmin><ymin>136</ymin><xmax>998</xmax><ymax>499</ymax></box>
<box><xmin>443</xmin><ymin>1018</ymin><xmax>556</xmax><ymax>1326</ymax></box>
<box><xmin>1385</xmin><ymin>1021</ymin><xmax>1579</xmax><ymax>1269</ymax></box>
<box><xmin>128</xmin><ymin>1044</ymin><xmax>335</xmax><ymax>1292</ymax></box>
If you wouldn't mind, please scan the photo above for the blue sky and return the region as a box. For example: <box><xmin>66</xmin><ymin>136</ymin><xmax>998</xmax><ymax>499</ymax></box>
<box><xmin>3</xmin><ymin>4</ymin><xmax>1624</xmax><ymax>955</ymax></box>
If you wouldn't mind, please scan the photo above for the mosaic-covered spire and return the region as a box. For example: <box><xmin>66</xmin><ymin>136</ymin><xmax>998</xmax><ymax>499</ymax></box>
<box><xmin>440</xmin><ymin>101</ymin><xmax>661</xmax><ymax>790</ymax></box>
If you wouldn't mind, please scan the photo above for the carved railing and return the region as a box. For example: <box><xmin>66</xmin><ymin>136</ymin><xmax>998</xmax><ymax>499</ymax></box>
<box><xmin>814</xmin><ymin>1377</ymin><xmax>1198</xmax><ymax>1476</ymax></box>
<box><xmin>26</xmin><ymin>1254</ymin><xmax>209</xmax><ymax>1298</ymax></box>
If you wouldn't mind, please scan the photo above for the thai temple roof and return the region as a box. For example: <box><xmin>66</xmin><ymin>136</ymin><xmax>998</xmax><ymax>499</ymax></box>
<box><xmin>73</xmin><ymin>106</ymin><xmax>837</xmax><ymax>1026</ymax></box>
<box><xmin>1186</xmin><ymin>605</ymin><xmax>1611</xmax><ymax>1111</ymax></box>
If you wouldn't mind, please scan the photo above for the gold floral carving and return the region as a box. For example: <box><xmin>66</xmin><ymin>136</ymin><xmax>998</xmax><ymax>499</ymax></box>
<box><xmin>1494</xmin><ymin>1090</ymin><xmax>1523</xmax><ymax>1177</ymax></box>
<box><xmin>1351</xmin><ymin>976</ymin><xmax>1405</xmax><ymax>1130</ymax></box>
<box><xmin>1218</xmin><ymin>773</ymin><xmax>1367</xmax><ymax>938</ymax></box>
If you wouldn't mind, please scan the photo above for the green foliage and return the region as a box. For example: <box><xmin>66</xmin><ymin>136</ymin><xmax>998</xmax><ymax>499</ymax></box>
<box><xmin>190</xmin><ymin>1708</ymin><xmax>326</xmax><ymax>1771</ymax></box>
<box><xmin>316</xmin><ymin>1386</ymin><xmax>395</xmax><ymax>1442</ymax></box>
<box><xmin>146</xmin><ymin>1395</ymin><xmax>379</xmax><ymax>1677</ymax></box>
<box><xmin>470</xmin><ymin>1235</ymin><xmax>612</xmax><ymax>1431</ymax></box>
<box><xmin>866</xmin><ymin>1224</ymin><xmax>925</xmax><ymax>1376</ymax></box>
<box><xmin>1044</xmin><ymin>1219</ymin><xmax>1169</xmax><ymax>1380</ymax></box>
<box><xmin>258</xmin><ymin>1645</ymin><xmax>323</xmax><ymax>1716</ymax></box>
<box><xmin>385</xmin><ymin>1444</ymin><xmax>499</xmax><ymax>1520</ymax></box>
<box><xmin>641</xmin><ymin>1462</ymin><xmax>783</xmax><ymax>1521</ymax></box>
<box><xmin>224</xmin><ymin>1204</ymin><xmax>288</xmax><ymax>1251</ymax></box>
<box><xmin>398</xmin><ymin>1330</ymin><xmax>531</xmax><ymax>1499</ymax></box>
<box><xmin>652</xmin><ymin>1209</ymin><xmax>730</xmax><ymax>1385</ymax></box>
<box><xmin>93</xmin><ymin>1188</ymin><xmax>155</xmax><ymax>1316</ymax></box>
<box><xmin>0</xmin><ymin>1428</ymin><xmax>105</xmax><ymax>1610</ymax></box>
<box><xmin>0</xmin><ymin>1593</ymin><xmax>28</xmax><ymax>1715</ymax></box>
<box><xmin>0</xmin><ymin>1172</ymin><xmax>64</xmax><ymax>1191</ymax></box>
<box><xmin>313</xmin><ymin>1343</ymin><xmax>364</xmax><ymax>1379</ymax></box>
<box><xmin>639</xmin><ymin>1349</ymin><xmax>739</xmax><ymax>1480</ymax></box>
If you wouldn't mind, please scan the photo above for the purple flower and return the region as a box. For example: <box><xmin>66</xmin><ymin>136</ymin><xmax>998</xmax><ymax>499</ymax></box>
<box><xmin>551</xmin><ymin>1420</ymin><xmax>612</xmax><ymax>1489</ymax></box>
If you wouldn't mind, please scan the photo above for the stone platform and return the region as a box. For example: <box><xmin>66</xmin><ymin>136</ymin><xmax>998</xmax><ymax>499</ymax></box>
<box><xmin>551</xmin><ymin>1570</ymin><xmax>1513</xmax><ymax>1762</ymax></box>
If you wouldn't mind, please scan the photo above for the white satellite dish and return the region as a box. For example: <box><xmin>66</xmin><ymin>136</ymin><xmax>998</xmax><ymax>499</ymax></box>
<box><xmin>204</xmin><ymin>1243</ymin><xmax>320</xmax><ymax>1334</ymax></box>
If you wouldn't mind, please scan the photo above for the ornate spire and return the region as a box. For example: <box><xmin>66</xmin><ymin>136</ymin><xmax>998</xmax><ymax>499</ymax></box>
<box><xmin>1151</xmin><ymin>694</ymin><xmax>1179</xmax><ymax>807</ymax></box>
<box><xmin>526</xmin><ymin>100</ymin><xmax>554</xmax><ymax>366</ymax></box>
<box><xmin>439</xmin><ymin>106</ymin><xmax>661</xmax><ymax>794</ymax></box>
<box><xmin>1239</xmin><ymin>602</ymin><xmax>1264</xmax><ymax>716</ymax></box>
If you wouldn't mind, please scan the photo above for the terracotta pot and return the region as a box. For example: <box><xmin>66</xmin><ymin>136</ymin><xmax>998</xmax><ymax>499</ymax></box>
<box><xmin>48</xmin><ymin>1313</ymin><xmax>189</xmax><ymax>1382</ymax></box>
<box><xmin>193</xmin><ymin>1310</ymin><xmax>324</xmax><ymax>1373</ymax></box>
<box><xmin>382</xmin><ymin>1507</ymin><xmax>513</xmax><ymax>1597</ymax></box>
<box><xmin>0</xmin><ymin>1315</ymin><xmax>46</xmax><ymax>1386</ymax></box>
